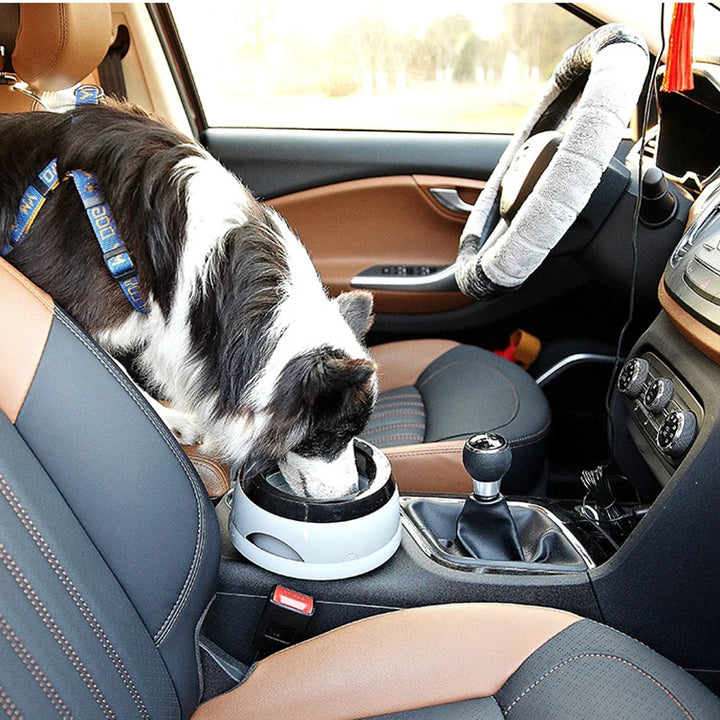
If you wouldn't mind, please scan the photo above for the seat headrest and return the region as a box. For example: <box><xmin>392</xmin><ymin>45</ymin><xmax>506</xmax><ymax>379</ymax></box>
<box><xmin>8</xmin><ymin>3</ymin><xmax>112</xmax><ymax>92</ymax></box>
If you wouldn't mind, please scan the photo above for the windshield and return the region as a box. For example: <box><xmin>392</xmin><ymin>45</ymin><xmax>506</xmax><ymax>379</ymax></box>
<box><xmin>171</xmin><ymin>2</ymin><xmax>592</xmax><ymax>132</ymax></box>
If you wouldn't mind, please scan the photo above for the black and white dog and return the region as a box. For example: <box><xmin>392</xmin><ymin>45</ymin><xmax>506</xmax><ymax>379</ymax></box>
<box><xmin>0</xmin><ymin>102</ymin><xmax>377</xmax><ymax>499</ymax></box>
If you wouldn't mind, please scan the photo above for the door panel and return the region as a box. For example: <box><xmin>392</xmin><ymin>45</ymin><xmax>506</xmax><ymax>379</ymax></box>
<box><xmin>202</xmin><ymin>129</ymin><xmax>508</xmax><ymax>200</ymax></box>
<box><xmin>269</xmin><ymin>175</ymin><xmax>485</xmax><ymax>314</ymax></box>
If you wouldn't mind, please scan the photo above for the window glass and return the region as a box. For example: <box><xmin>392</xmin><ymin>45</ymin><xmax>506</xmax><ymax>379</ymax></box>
<box><xmin>172</xmin><ymin>2</ymin><xmax>592</xmax><ymax>132</ymax></box>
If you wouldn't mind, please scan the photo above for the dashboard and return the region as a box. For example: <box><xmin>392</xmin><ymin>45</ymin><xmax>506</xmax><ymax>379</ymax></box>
<box><xmin>614</xmin><ymin>172</ymin><xmax>720</xmax><ymax>489</ymax></box>
<box><xmin>664</xmin><ymin>178</ymin><xmax>720</xmax><ymax>335</ymax></box>
<box><xmin>608</xmin><ymin>62</ymin><xmax>720</xmax><ymax>491</ymax></box>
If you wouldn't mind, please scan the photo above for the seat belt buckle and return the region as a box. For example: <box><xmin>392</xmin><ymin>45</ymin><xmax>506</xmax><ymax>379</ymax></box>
<box><xmin>252</xmin><ymin>585</ymin><xmax>315</xmax><ymax>660</ymax></box>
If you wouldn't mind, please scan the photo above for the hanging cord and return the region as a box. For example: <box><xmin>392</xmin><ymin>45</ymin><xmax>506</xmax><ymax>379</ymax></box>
<box><xmin>602</xmin><ymin>5</ymin><xmax>667</xmax><ymax>461</ymax></box>
<box><xmin>581</xmin><ymin>6</ymin><xmax>667</xmax><ymax>516</ymax></box>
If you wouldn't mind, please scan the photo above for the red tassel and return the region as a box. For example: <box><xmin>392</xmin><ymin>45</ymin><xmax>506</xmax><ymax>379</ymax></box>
<box><xmin>661</xmin><ymin>3</ymin><xmax>695</xmax><ymax>93</ymax></box>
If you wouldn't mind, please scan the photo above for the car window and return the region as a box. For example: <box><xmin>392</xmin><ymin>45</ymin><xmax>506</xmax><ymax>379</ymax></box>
<box><xmin>171</xmin><ymin>2</ymin><xmax>593</xmax><ymax>133</ymax></box>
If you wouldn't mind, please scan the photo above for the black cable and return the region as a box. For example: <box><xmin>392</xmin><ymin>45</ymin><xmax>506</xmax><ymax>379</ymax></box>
<box><xmin>602</xmin><ymin>5</ymin><xmax>667</xmax><ymax>469</ymax></box>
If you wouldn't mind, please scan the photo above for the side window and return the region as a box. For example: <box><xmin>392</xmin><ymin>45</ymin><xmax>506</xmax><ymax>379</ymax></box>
<box><xmin>172</xmin><ymin>3</ymin><xmax>593</xmax><ymax>132</ymax></box>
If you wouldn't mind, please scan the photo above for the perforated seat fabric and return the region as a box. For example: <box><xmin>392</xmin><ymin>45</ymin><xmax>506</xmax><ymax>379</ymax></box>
<box><xmin>364</xmin><ymin>340</ymin><xmax>551</xmax><ymax>495</ymax></box>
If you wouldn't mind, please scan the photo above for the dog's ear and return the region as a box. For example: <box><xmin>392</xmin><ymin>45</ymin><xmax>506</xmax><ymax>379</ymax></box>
<box><xmin>335</xmin><ymin>290</ymin><xmax>374</xmax><ymax>341</ymax></box>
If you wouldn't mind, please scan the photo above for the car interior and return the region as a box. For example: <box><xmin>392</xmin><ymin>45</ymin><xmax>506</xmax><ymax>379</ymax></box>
<box><xmin>3</xmin><ymin>2</ymin><xmax>720</xmax><ymax>718</ymax></box>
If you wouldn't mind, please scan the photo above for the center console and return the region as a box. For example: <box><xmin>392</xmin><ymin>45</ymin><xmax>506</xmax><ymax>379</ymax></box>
<box><xmin>202</xmin><ymin>179</ymin><xmax>720</xmax><ymax>693</ymax></box>
<box><xmin>401</xmin><ymin>432</ymin><xmax>605</xmax><ymax>573</ymax></box>
<box><xmin>206</xmin><ymin>423</ymin><xmax>631</xmax><ymax>675</ymax></box>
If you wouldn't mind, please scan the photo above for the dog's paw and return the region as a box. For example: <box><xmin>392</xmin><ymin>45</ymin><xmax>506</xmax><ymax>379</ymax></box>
<box><xmin>156</xmin><ymin>405</ymin><xmax>205</xmax><ymax>446</ymax></box>
<box><xmin>196</xmin><ymin>435</ymin><xmax>221</xmax><ymax>457</ymax></box>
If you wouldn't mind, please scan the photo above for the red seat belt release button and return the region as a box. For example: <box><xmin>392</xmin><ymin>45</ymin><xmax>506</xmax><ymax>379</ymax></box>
<box><xmin>272</xmin><ymin>586</ymin><xmax>314</xmax><ymax>614</ymax></box>
<box><xmin>252</xmin><ymin>585</ymin><xmax>315</xmax><ymax>660</ymax></box>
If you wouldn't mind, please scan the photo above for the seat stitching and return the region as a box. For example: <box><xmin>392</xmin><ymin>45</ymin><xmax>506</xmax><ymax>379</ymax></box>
<box><xmin>508</xmin><ymin>417</ymin><xmax>551</xmax><ymax>444</ymax></box>
<box><xmin>0</xmin><ymin>475</ymin><xmax>150</xmax><ymax>719</ymax></box>
<box><xmin>367</xmin><ymin>416</ymin><xmax>425</xmax><ymax>431</ymax></box>
<box><xmin>33</xmin><ymin>5</ymin><xmax>67</xmax><ymax>85</ymax></box>
<box><xmin>377</xmin><ymin>393</ymin><xmax>422</xmax><ymax>403</ymax></box>
<box><xmin>366</xmin><ymin>412</ymin><xmax>425</xmax><ymax>432</ymax></box>
<box><xmin>511</xmin><ymin>437</ymin><xmax>547</xmax><ymax>450</ymax></box>
<box><xmin>0</xmin><ymin>543</ymin><xmax>115</xmax><ymax>718</ymax></box>
<box><xmin>0</xmin><ymin>684</ymin><xmax>23</xmax><ymax>720</ymax></box>
<box><xmin>373</xmin><ymin>402</ymin><xmax>425</xmax><ymax>414</ymax></box>
<box><xmin>366</xmin><ymin>434</ymin><xmax>426</xmax><ymax>445</ymax></box>
<box><xmin>502</xmin><ymin>652</ymin><xmax>694</xmax><ymax>719</ymax></box>
<box><xmin>416</xmin><ymin>359</ymin><xmax>469</xmax><ymax>389</ymax></box>
<box><xmin>362</xmin><ymin>422</ymin><xmax>426</xmax><ymax>434</ymax></box>
<box><xmin>1</xmin><ymin>260</ymin><xmax>55</xmax><ymax>312</ymax></box>
<box><xmin>377</xmin><ymin>392</ymin><xmax>425</xmax><ymax>402</ymax></box>
<box><xmin>375</xmin><ymin>397</ymin><xmax>425</xmax><ymax>411</ymax></box>
<box><xmin>53</xmin><ymin>311</ymin><xmax>207</xmax><ymax>647</ymax></box>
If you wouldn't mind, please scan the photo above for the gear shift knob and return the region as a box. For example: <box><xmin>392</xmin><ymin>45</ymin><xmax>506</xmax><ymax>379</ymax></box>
<box><xmin>456</xmin><ymin>432</ymin><xmax>523</xmax><ymax>562</ymax></box>
<box><xmin>463</xmin><ymin>433</ymin><xmax>512</xmax><ymax>499</ymax></box>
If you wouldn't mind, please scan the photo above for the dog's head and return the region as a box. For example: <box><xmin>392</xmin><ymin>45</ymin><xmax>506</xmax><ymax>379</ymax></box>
<box><xmin>263</xmin><ymin>290</ymin><xmax>378</xmax><ymax>499</ymax></box>
<box><xmin>182</xmin><ymin>211</ymin><xmax>378</xmax><ymax>498</ymax></box>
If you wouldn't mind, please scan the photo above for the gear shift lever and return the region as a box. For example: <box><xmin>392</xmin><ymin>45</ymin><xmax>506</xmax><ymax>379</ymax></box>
<box><xmin>455</xmin><ymin>433</ymin><xmax>524</xmax><ymax>561</ymax></box>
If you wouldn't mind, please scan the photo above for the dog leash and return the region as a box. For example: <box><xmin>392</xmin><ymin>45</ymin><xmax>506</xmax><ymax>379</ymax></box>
<box><xmin>2</xmin><ymin>85</ymin><xmax>150</xmax><ymax>314</ymax></box>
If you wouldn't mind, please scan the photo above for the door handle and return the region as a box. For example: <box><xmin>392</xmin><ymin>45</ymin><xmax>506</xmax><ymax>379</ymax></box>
<box><xmin>429</xmin><ymin>188</ymin><xmax>476</xmax><ymax>214</ymax></box>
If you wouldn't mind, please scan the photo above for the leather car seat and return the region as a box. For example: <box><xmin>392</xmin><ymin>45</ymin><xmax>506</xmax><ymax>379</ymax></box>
<box><xmin>0</xmin><ymin>3</ymin><xmax>111</xmax><ymax>112</ymax></box>
<box><xmin>366</xmin><ymin>338</ymin><xmax>549</xmax><ymax>495</ymax></box>
<box><xmin>2</xmin><ymin>253</ymin><xmax>720</xmax><ymax>719</ymax></box>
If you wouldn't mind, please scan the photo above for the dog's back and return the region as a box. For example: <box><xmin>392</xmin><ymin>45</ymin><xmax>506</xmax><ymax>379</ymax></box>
<box><xmin>0</xmin><ymin>105</ymin><xmax>197</xmax><ymax>332</ymax></box>
<box><xmin>0</xmin><ymin>103</ymin><xmax>377</xmax><ymax>498</ymax></box>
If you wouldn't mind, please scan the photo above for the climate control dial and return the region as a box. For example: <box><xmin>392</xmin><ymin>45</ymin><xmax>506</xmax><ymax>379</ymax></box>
<box><xmin>617</xmin><ymin>358</ymin><xmax>650</xmax><ymax>398</ymax></box>
<box><xmin>643</xmin><ymin>377</ymin><xmax>674</xmax><ymax>413</ymax></box>
<box><xmin>657</xmin><ymin>410</ymin><xmax>697</xmax><ymax>458</ymax></box>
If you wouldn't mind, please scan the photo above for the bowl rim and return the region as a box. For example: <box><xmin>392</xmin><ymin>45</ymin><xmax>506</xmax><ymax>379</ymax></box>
<box><xmin>236</xmin><ymin>439</ymin><xmax>396</xmax><ymax>523</ymax></box>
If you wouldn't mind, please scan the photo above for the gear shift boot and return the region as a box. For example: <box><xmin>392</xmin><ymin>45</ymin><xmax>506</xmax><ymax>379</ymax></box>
<box><xmin>402</xmin><ymin>496</ymin><xmax>594</xmax><ymax>571</ymax></box>
<box><xmin>456</xmin><ymin>494</ymin><xmax>524</xmax><ymax>561</ymax></box>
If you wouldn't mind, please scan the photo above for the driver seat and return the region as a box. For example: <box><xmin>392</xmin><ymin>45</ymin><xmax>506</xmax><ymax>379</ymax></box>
<box><xmin>3</xmin><ymin>255</ymin><xmax>720</xmax><ymax>718</ymax></box>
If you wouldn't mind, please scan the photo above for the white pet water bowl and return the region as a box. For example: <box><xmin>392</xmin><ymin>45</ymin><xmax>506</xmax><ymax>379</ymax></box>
<box><xmin>228</xmin><ymin>439</ymin><xmax>401</xmax><ymax>580</ymax></box>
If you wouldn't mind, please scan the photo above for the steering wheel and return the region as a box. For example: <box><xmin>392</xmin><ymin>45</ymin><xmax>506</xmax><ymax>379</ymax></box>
<box><xmin>454</xmin><ymin>24</ymin><xmax>649</xmax><ymax>300</ymax></box>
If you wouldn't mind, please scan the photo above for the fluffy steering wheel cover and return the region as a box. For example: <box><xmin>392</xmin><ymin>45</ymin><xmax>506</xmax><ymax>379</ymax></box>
<box><xmin>455</xmin><ymin>24</ymin><xmax>649</xmax><ymax>300</ymax></box>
